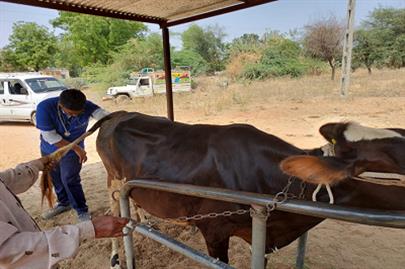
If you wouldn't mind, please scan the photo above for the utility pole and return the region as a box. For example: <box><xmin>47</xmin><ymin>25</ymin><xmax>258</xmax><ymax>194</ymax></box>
<box><xmin>340</xmin><ymin>0</ymin><xmax>356</xmax><ymax>96</ymax></box>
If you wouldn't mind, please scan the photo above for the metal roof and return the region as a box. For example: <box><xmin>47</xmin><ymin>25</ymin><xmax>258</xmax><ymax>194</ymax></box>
<box><xmin>1</xmin><ymin>0</ymin><xmax>277</xmax><ymax>27</ymax></box>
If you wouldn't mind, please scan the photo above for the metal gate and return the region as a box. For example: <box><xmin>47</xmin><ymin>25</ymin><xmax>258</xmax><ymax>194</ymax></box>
<box><xmin>119</xmin><ymin>179</ymin><xmax>405</xmax><ymax>269</ymax></box>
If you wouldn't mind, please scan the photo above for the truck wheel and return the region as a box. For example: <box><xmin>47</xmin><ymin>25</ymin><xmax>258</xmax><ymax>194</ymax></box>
<box><xmin>115</xmin><ymin>94</ymin><xmax>131</xmax><ymax>104</ymax></box>
<box><xmin>31</xmin><ymin>112</ymin><xmax>37</xmax><ymax>126</ymax></box>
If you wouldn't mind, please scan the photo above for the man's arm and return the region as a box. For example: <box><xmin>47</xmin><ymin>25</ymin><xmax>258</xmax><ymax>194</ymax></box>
<box><xmin>41</xmin><ymin>130</ymin><xmax>87</xmax><ymax>163</ymax></box>
<box><xmin>0</xmin><ymin>217</ymin><xmax>127</xmax><ymax>269</ymax></box>
<box><xmin>53</xmin><ymin>140</ymin><xmax>87</xmax><ymax>163</ymax></box>
<box><xmin>91</xmin><ymin>107</ymin><xmax>110</xmax><ymax>121</ymax></box>
<box><xmin>0</xmin><ymin>159</ymin><xmax>44</xmax><ymax>194</ymax></box>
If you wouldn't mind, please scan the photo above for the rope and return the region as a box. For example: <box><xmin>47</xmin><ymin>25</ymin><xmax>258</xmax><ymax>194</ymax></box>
<box><xmin>353</xmin><ymin>174</ymin><xmax>405</xmax><ymax>187</ymax></box>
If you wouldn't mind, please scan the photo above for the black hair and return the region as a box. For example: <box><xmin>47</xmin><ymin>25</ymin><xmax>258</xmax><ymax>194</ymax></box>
<box><xmin>59</xmin><ymin>89</ymin><xmax>86</xmax><ymax>111</ymax></box>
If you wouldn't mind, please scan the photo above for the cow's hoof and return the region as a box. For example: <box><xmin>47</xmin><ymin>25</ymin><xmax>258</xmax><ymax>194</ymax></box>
<box><xmin>110</xmin><ymin>253</ymin><xmax>121</xmax><ymax>269</ymax></box>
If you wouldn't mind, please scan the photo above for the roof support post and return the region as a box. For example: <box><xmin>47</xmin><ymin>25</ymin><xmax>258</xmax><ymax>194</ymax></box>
<box><xmin>161</xmin><ymin>26</ymin><xmax>174</xmax><ymax>121</ymax></box>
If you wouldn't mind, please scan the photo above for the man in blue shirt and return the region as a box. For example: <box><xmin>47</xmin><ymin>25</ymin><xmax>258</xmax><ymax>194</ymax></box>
<box><xmin>36</xmin><ymin>89</ymin><xmax>109</xmax><ymax>222</ymax></box>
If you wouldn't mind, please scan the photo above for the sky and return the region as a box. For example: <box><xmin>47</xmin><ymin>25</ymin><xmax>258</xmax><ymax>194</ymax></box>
<box><xmin>1</xmin><ymin>0</ymin><xmax>405</xmax><ymax>49</ymax></box>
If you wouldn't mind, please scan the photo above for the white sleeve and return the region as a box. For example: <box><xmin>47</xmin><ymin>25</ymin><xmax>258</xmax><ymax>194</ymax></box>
<box><xmin>0</xmin><ymin>221</ymin><xmax>95</xmax><ymax>269</ymax></box>
<box><xmin>0</xmin><ymin>159</ymin><xmax>43</xmax><ymax>194</ymax></box>
<box><xmin>91</xmin><ymin>108</ymin><xmax>110</xmax><ymax>121</ymax></box>
<box><xmin>41</xmin><ymin>130</ymin><xmax>63</xmax><ymax>145</ymax></box>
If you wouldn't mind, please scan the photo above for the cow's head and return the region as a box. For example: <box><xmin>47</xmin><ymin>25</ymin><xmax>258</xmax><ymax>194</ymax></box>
<box><xmin>280</xmin><ymin>122</ymin><xmax>405</xmax><ymax>185</ymax></box>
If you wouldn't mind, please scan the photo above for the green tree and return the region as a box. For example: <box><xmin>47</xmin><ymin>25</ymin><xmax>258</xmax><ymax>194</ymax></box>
<box><xmin>172</xmin><ymin>50</ymin><xmax>207</xmax><ymax>75</ymax></box>
<box><xmin>303</xmin><ymin>16</ymin><xmax>344</xmax><ymax>80</ymax></box>
<box><xmin>362</xmin><ymin>8</ymin><xmax>405</xmax><ymax>68</ymax></box>
<box><xmin>241</xmin><ymin>34</ymin><xmax>307</xmax><ymax>80</ymax></box>
<box><xmin>181</xmin><ymin>24</ymin><xmax>226</xmax><ymax>74</ymax></box>
<box><xmin>0</xmin><ymin>49</ymin><xmax>16</xmax><ymax>72</ymax></box>
<box><xmin>229</xmin><ymin>33</ymin><xmax>262</xmax><ymax>55</ymax></box>
<box><xmin>5</xmin><ymin>22</ymin><xmax>57</xmax><ymax>71</ymax></box>
<box><xmin>52</xmin><ymin>12</ymin><xmax>147</xmax><ymax>69</ymax></box>
<box><xmin>352</xmin><ymin>29</ymin><xmax>379</xmax><ymax>74</ymax></box>
<box><xmin>82</xmin><ymin>33</ymin><xmax>164</xmax><ymax>85</ymax></box>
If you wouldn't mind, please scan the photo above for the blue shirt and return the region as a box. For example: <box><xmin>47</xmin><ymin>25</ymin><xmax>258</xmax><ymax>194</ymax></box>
<box><xmin>36</xmin><ymin>97</ymin><xmax>99</xmax><ymax>155</ymax></box>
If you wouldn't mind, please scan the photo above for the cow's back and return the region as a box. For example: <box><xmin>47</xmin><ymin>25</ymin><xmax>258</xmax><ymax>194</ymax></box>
<box><xmin>96</xmin><ymin>111</ymin><xmax>304</xmax><ymax>194</ymax></box>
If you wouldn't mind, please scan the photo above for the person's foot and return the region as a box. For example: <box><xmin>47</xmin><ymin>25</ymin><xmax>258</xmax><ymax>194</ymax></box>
<box><xmin>41</xmin><ymin>205</ymin><xmax>72</xmax><ymax>220</ymax></box>
<box><xmin>78</xmin><ymin>212</ymin><xmax>91</xmax><ymax>222</ymax></box>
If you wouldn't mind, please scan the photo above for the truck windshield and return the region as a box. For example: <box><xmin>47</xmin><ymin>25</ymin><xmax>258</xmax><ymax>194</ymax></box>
<box><xmin>25</xmin><ymin>77</ymin><xmax>67</xmax><ymax>93</ymax></box>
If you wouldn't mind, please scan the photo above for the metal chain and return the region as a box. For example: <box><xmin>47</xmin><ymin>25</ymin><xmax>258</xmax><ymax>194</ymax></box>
<box><xmin>175</xmin><ymin>208</ymin><xmax>250</xmax><ymax>222</ymax></box>
<box><xmin>266</xmin><ymin>176</ymin><xmax>295</xmax><ymax>213</ymax></box>
<box><xmin>298</xmin><ymin>181</ymin><xmax>307</xmax><ymax>200</ymax></box>
<box><xmin>142</xmin><ymin>176</ymin><xmax>307</xmax><ymax>227</ymax></box>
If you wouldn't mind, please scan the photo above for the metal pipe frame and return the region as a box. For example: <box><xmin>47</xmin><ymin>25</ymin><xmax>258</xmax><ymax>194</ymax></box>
<box><xmin>250</xmin><ymin>205</ymin><xmax>268</xmax><ymax>269</ymax></box>
<box><xmin>121</xmin><ymin>179</ymin><xmax>405</xmax><ymax>228</ymax></box>
<box><xmin>135</xmin><ymin>224</ymin><xmax>233</xmax><ymax>269</ymax></box>
<box><xmin>120</xmin><ymin>179</ymin><xmax>405</xmax><ymax>269</ymax></box>
<box><xmin>296</xmin><ymin>232</ymin><xmax>308</xmax><ymax>269</ymax></box>
<box><xmin>120</xmin><ymin>187</ymin><xmax>234</xmax><ymax>269</ymax></box>
<box><xmin>120</xmin><ymin>188</ymin><xmax>135</xmax><ymax>269</ymax></box>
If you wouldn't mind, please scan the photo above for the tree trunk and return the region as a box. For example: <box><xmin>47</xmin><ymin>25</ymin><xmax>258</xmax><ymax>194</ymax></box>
<box><xmin>328</xmin><ymin>58</ymin><xmax>336</xmax><ymax>80</ymax></box>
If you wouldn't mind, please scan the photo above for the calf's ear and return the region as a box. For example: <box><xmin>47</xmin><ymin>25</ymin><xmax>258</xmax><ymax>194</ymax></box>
<box><xmin>319</xmin><ymin>123</ymin><xmax>347</xmax><ymax>143</ymax></box>
<box><xmin>280</xmin><ymin>155</ymin><xmax>354</xmax><ymax>185</ymax></box>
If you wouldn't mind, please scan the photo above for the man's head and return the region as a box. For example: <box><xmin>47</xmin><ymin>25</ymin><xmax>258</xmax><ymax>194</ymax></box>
<box><xmin>59</xmin><ymin>89</ymin><xmax>86</xmax><ymax>116</ymax></box>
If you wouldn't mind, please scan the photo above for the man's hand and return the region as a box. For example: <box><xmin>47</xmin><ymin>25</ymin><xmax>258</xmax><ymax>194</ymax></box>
<box><xmin>37</xmin><ymin>156</ymin><xmax>57</xmax><ymax>171</ymax></box>
<box><xmin>92</xmin><ymin>216</ymin><xmax>129</xmax><ymax>238</ymax></box>
<box><xmin>73</xmin><ymin>145</ymin><xmax>87</xmax><ymax>163</ymax></box>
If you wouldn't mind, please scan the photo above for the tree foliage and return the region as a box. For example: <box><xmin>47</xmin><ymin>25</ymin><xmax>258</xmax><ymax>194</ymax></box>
<box><xmin>303</xmin><ymin>16</ymin><xmax>345</xmax><ymax>80</ymax></box>
<box><xmin>3</xmin><ymin>22</ymin><xmax>57</xmax><ymax>71</ymax></box>
<box><xmin>172</xmin><ymin>50</ymin><xmax>207</xmax><ymax>75</ymax></box>
<box><xmin>240</xmin><ymin>34</ymin><xmax>309</xmax><ymax>80</ymax></box>
<box><xmin>181</xmin><ymin>24</ymin><xmax>226</xmax><ymax>74</ymax></box>
<box><xmin>81</xmin><ymin>34</ymin><xmax>163</xmax><ymax>85</ymax></box>
<box><xmin>51</xmin><ymin>12</ymin><xmax>147</xmax><ymax>67</ymax></box>
<box><xmin>352</xmin><ymin>29</ymin><xmax>379</xmax><ymax>73</ymax></box>
<box><xmin>362</xmin><ymin>8</ymin><xmax>405</xmax><ymax>68</ymax></box>
<box><xmin>229</xmin><ymin>33</ymin><xmax>262</xmax><ymax>55</ymax></box>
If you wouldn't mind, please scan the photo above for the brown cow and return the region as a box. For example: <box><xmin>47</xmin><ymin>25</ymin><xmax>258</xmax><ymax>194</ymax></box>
<box><xmin>43</xmin><ymin>114</ymin><xmax>405</xmax><ymax>268</ymax></box>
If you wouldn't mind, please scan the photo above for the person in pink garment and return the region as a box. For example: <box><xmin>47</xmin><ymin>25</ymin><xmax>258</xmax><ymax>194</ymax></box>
<box><xmin>0</xmin><ymin>156</ymin><xmax>129</xmax><ymax>269</ymax></box>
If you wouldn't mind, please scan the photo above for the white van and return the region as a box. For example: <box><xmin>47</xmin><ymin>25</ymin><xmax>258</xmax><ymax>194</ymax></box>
<box><xmin>0</xmin><ymin>73</ymin><xmax>67</xmax><ymax>125</ymax></box>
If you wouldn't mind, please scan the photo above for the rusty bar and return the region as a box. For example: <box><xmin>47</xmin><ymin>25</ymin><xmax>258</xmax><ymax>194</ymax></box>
<box><xmin>161</xmin><ymin>26</ymin><xmax>174</xmax><ymax>121</ymax></box>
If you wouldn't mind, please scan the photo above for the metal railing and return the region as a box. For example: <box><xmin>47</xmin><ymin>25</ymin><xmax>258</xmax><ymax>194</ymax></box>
<box><xmin>120</xmin><ymin>179</ymin><xmax>405</xmax><ymax>269</ymax></box>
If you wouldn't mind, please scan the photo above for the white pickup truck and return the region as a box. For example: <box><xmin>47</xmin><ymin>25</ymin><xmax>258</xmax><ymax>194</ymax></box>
<box><xmin>105</xmin><ymin>68</ymin><xmax>191</xmax><ymax>99</ymax></box>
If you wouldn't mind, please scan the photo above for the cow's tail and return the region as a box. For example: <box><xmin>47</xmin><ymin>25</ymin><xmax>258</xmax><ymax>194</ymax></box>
<box><xmin>40</xmin><ymin>113</ymin><xmax>116</xmax><ymax>208</ymax></box>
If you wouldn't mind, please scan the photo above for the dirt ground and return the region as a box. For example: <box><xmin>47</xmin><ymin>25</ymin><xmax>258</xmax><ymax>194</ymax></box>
<box><xmin>1</xmin><ymin>69</ymin><xmax>404</xmax><ymax>269</ymax></box>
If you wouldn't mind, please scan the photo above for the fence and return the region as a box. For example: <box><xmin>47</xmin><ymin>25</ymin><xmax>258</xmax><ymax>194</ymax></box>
<box><xmin>120</xmin><ymin>179</ymin><xmax>405</xmax><ymax>269</ymax></box>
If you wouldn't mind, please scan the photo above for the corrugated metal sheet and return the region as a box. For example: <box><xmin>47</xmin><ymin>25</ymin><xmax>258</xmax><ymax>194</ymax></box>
<box><xmin>1</xmin><ymin>0</ymin><xmax>276</xmax><ymax>26</ymax></box>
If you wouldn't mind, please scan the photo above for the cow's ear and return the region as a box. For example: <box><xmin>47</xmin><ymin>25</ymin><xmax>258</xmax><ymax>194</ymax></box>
<box><xmin>319</xmin><ymin>123</ymin><xmax>347</xmax><ymax>143</ymax></box>
<box><xmin>280</xmin><ymin>155</ymin><xmax>355</xmax><ymax>185</ymax></box>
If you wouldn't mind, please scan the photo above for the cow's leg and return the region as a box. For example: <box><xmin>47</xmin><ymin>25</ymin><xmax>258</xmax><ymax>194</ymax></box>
<box><xmin>109</xmin><ymin>178</ymin><xmax>123</xmax><ymax>269</ymax></box>
<box><xmin>198</xmin><ymin>225</ymin><xmax>230</xmax><ymax>263</ymax></box>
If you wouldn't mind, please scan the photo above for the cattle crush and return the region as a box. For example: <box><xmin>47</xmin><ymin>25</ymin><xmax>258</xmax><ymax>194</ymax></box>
<box><xmin>119</xmin><ymin>179</ymin><xmax>405</xmax><ymax>269</ymax></box>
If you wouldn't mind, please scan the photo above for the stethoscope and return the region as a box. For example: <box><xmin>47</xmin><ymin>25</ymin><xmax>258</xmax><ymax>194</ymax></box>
<box><xmin>57</xmin><ymin>105</ymin><xmax>71</xmax><ymax>137</ymax></box>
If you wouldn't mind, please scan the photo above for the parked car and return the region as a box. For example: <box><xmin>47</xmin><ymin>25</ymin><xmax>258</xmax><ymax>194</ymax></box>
<box><xmin>0</xmin><ymin>73</ymin><xmax>67</xmax><ymax>125</ymax></box>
